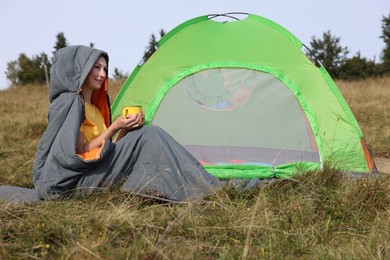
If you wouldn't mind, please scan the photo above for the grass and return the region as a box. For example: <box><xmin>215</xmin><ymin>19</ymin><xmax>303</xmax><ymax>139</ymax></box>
<box><xmin>0</xmin><ymin>77</ymin><xmax>389</xmax><ymax>259</ymax></box>
<box><xmin>337</xmin><ymin>76</ymin><xmax>390</xmax><ymax>157</ymax></box>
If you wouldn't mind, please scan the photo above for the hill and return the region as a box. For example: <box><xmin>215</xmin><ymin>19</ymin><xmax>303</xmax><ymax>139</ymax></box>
<box><xmin>0</xmin><ymin>77</ymin><xmax>389</xmax><ymax>258</ymax></box>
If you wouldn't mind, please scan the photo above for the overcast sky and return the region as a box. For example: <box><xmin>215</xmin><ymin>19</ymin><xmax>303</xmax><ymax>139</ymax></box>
<box><xmin>0</xmin><ymin>0</ymin><xmax>389</xmax><ymax>90</ymax></box>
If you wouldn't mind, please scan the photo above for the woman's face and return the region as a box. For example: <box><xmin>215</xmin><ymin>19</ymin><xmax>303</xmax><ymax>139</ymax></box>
<box><xmin>82</xmin><ymin>56</ymin><xmax>108</xmax><ymax>91</ymax></box>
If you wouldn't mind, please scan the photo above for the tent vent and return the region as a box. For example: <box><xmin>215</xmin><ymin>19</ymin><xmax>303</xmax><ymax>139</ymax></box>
<box><xmin>208</xmin><ymin>12</ymin><xmax>249</xmax><ymax>22</ymax></box>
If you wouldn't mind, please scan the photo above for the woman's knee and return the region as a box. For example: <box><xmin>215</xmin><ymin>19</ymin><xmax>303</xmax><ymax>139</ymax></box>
<box><xmin>121</xmin><ymin>125</ymin><xmax>170</xmax><ymax>147</ymax></box>
<box><xmin>142</xmin><ymin>125</ymin><xmax>165</xmax><ymax>137</ymax></box>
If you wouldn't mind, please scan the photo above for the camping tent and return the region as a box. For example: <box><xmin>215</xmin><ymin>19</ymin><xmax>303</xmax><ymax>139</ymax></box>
<box><xmin>111</xmin><ymin>13</ymin><xmax>376</xmax><ymax>179</ymax></box>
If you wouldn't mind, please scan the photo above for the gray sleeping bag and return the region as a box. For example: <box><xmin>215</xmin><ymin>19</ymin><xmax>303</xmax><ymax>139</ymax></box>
<box><xmin>0</xmin><ymin>45</ymin><xmax>221</xmax><ymax>204</ymax></box>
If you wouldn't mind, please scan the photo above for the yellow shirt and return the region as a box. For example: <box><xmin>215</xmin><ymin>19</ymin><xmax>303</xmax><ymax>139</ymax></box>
<box><xmin>79</xmin><ymin>102</ymin><xmax>107</xmax><ymax>144</ymax></box>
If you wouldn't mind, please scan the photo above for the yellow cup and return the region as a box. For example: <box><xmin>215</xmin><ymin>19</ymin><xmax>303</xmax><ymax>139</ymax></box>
<box><xmin>122</xmin><ymin>105</ymin><xmax>142</xmax><ymax>119</ymax></box>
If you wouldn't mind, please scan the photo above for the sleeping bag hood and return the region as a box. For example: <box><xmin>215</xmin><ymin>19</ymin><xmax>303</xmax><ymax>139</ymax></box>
<box><xmin>33</xmin><ymin>45</ymin><xmax>112</xmax><ymax>199</ymax></box>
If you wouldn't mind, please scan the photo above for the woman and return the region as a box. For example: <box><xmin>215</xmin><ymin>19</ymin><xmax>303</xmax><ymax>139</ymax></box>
<box><xmin>28</xmin><ymin>45</ymin><xmax>221</xmax><ymax>201</ymax></box>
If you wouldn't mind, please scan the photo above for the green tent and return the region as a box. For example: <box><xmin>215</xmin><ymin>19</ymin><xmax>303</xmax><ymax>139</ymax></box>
<box><xmin>111</xmin><ymin>13</ymin><xmax>376</xmax><ymax>179</ymax></box>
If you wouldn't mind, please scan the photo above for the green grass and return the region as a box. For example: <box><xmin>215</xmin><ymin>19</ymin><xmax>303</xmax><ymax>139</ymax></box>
<box><xmin>1</xmin><ymin>78</ymin><xmax>389</xmax><ymax>259</ymax></box>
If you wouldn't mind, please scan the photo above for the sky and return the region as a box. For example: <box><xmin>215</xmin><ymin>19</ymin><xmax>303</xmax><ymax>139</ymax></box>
<box><xmin>0</xmin><ymin>0</ymin><xmax>389</xmax><ymax>90</ymax></box>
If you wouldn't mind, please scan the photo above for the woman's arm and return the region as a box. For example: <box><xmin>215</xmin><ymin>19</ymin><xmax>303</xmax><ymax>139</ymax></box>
<box><xmin>76</xmin><ymin>113</ymin><xmax>143</xmax><ymax>154</ymax></box>
<box><xmin>113</xmin><ymin>111</ymin><xmax>145</xmax><ymax>143</ymax></box>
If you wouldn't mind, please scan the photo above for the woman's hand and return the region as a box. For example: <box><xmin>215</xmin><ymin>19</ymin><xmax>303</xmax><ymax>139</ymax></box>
<box><xmin>118</xmin><ymin>112</ymin><xmax>144</xmax><ymax>130</ymax></box>
<box><xmin>112</xmin><ymin>112</ymin><xmax>145</xmax><ymax>143</ymax></box>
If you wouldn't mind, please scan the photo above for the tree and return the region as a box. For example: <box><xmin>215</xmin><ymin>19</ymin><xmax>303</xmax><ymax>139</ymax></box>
<box><xmin>379</xmin><ymin>12</ymin><xmax>390</xmax><ymax>74</ymax></box>
<box><xmin>53</xmin><ymin>32</ymin><xmax>68</xmax><ymax>54</ymax></box>
<box><xmin>16</xmin><ymin>53</ymin><xmax>35</xmax><ymax>84</ymax></box>
<box><xmin>142</xmin><ymin>29</ymin><xmax>166</xmax><ymax>63</ymax></box>
<box><xmin>339</xmin><ymin>52</ymin><xmax>377</xmax><ymax>80</ymax></box>
<box><xmin>5</xmin><ymin>60</ymin><xmax>19</xmax><ymax>85</ymax></box>
<box><xmin>5</xmin><ymin>33</ymin><xmax>57</xmax><ymax>86</ymax></box>
<box><xmin>307</xmin><ymin>30</ymin><xmax>349</xmax><ymax>79</ymax></box>
<box><xmin>5</xmin><ymin>33</ymin><xmax>65</xmax><ymax>86</ymax></box>
<box><xmin>112</xmin><ymin>67</ymin><xmax>128</xmax><ymax>80</ymax></box>
<box><xmin>5</xmin><ymin>53</ymin><xmax>51</xmax><ymax>86</ymax></box>
<box><xmin>34</xmin><ymin>52</ymin><xmax>51</xmax><ymax>85</ymax></box>
<box><xmin>143</xmin><ymin>33</ymin><xmax>157</xmax><ymax>63</ymax></box>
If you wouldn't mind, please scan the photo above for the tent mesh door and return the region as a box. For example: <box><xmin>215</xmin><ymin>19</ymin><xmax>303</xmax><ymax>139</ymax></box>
<box><xmin>152</xmin><ymin>68</ymin><xmax>320</xmax><ymax>166</ymax></box>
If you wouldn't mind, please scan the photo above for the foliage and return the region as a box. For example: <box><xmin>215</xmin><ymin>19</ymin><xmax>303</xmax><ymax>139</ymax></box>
<box><xmin>4</xmin><ymin>60</ymin><xmax>18</xmax><ymax>86</ymax></box>
<box><xmin>53</xmin><ymin>32</ymin><xmax>68</xmax><ymax>55</ymax></box>
<box><xmin>308</xmin><ymin>12</ymin><xmax>390</xmax><ymax>80</ymax></box>
<box><xmin>379</xmin><ymin>13</ymin><xmax>390</xmax><ymax>74</ymax></box>
<box><xmin>112</xmin><ymin>68</ymin><xmax>128</xmax><ymax>80</ymax></box>
<box><xmin>5</xmin><ymin>53</ymin><xmax>50</xmax><ymax>86</ymax></box>
<box><xmin>307</xmin><ymin>30</ymin><xmax>349</xmax><ymax>79</ymax></box>
<box><xmin>4</xmin><ymin>32</ymin><xmax>69</xmax><ymax>86</ymax></box>
<box><xmin>338</xmin><ymin>52</ymin><xmax>378</xmax><ymax>81</ymax></box>
<box><xmin>142</xmin><ymin>29</ymin><xmax>166</xmax><ymax>63</ymax></box>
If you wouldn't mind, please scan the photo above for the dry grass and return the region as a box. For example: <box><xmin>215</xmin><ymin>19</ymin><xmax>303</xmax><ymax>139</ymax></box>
<box><xmin>0</xmin><ymin>77</ymin><xmax>389</xmax><ymax>259</ymax></box>
<box><xmin>0</xmin><ymin>84</ymin><xmax>49</xmax><ymax>186</ymax></box>
<box><xmin>1</xmin><ymin>170</ymin><xmax>389</xmax><ymax>259</ymax></box>
<box><xmin>337</xmin><ymin>76</ymin><xmax>390</xmax><ymax>157</ymax></box>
